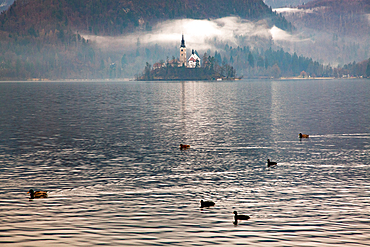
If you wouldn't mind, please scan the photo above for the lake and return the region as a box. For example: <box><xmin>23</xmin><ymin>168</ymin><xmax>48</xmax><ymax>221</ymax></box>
<box><xmin>0</xmin><ymin>79</ymin><xmax>369</xmax><ymax>246</ymax></box>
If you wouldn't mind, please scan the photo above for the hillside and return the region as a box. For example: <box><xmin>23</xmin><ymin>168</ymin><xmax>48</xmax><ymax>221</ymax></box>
<box><xmin>295</xmin><ymin>0</ymin><xmax>370</xmax><ymax>37</ymax></box>
<box><xmin>275</xmin><ymin>0</ymin><xmax>370</xmax><ymax>65</ymax></box>
<box><xmin>0</xmin><ymin>0</ymin><xmax>292</xmax><ymax>37</ymax></box>
<box><xmin>337</xmin><ymin>58</ymin><xmax>370</xmax><ymax>78</ymax></box>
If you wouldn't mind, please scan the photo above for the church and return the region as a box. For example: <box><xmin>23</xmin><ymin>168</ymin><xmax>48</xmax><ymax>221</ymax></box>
<box><xmin>179</xmin><ymin>35</ymin><xmax>200</xmax><ymax>68</ymax></box>
<box><xmin>140</xmin><ymin>34</ymin><xmax>234</xmax><ymax>80</ymax></box>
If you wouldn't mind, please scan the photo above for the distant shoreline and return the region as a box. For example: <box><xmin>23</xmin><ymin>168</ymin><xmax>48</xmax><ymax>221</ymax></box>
<box><xmin>279</xmin><ymin>77</ymin><xmax>335</xmax><ymax>80</ymax></box>
<box><xmin>1</xmin><ymin>77</ymin><xmax>367</xmax><ymax>82</ymax></box>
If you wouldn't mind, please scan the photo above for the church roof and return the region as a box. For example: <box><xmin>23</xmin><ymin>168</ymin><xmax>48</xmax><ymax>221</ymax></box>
<box><xmin>188</xmin><ymin>53</ymin><xmax>200</xmax><ymax>62</ymax></box>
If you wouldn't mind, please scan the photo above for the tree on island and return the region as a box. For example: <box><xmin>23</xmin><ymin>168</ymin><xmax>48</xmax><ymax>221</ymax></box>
<box><xmin>144</xmin><ymin>62</ymin><xmax>152</xmax><ymax>80</ymax></box>
<box><xmin>366</xmin><ymin>59</ymin><xmax>370</xmax><ymax>78</ymax></box>
<box><xmin>271</xmin><ymin>63</ymin><xmax>281</xmax><ymax>78</ymax></box>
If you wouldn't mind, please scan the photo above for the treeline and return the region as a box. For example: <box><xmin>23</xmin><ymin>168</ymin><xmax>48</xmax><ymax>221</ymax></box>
<box><xmin>208</xmin><ymin>46</ymin><xmax>334</xmax><ymax>78</ymax></box>
<box><xmin>0</xmin><ymin>30</ymin><xmax>97</xmax><ymax>79</ymax></box>
<box><xmin>144</xmin><ymin>45</ymin><xmax>370</xmax><ymax>79</ymax></box>
<box><xmin>335</xmin><ymin>59</ymin><xmax>370</xmax><ymax>78</ymax></box>
<box><xmin>140</xmin><ymin>45</ymin><xmax>339</xmax><ymax>81</ymax></box>
<box><xmin>220</xmin><ymin>45</ymin><xmax>370</xmax><ymax>78</ymax></box>
<box><xmin>0</xmin><ymin>30</ymin><xmax>177</xmax><ymax>79</ymax></box>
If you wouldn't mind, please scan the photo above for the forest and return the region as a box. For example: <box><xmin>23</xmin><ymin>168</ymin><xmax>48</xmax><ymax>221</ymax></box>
<box><xmin>337</xmin><ymin>59</ymin><xmax>370</xmax><ymax>78</ymax></box>
<box><xmin>0</xmin><ymin>0</ymin><xmax>292</xmax><ymax>36</ymax></box>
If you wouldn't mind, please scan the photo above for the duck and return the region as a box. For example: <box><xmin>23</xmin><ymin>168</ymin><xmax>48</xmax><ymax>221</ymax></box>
<box><xmin>267</xmin><ymin>159</ymin><xmax>277</xmax><ymax>167</ymax></box>
<box><xmin>299</xmin><ymin>133</ymin><xmax>309</xmax><ymax>138</ymax></box>
<box><xmin>28</xmin><ymin>189</ymin><xmax>48</xmax><ymax>199</ymax></box>
<box><xmin>180</xmin><ymin>144</ymin><xmax>190</xmax><ymax>150</ymax></box>
<box><xmin>233</xmin><ymin>211</ymin><xmax>250</xmax><ymax>221</ymax></box>
<box><xmin>200</xmin><ymin>200</ymin><xmax>215</xmax><ymax>208</ymax></box>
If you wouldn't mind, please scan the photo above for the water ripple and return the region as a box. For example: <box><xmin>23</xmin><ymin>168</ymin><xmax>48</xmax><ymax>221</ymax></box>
<box><xmin>1</xmin><ymin>80</ymin><xmax>370</xmax><ymax>246</ymax></box>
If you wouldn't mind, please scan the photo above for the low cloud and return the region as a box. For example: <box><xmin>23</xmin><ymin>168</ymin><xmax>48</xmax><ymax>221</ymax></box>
<box><xmin>274</xmin><ymin>7</ymin><xmax>305</xmax><ymax>14</ymax></box>
<box><xmin>269</xmin><ymin>26</ymin><xmax>311</xmax><ymax>42</ymax></box>
<box><xmin>366</xmin><ymin>14</ymin><xmax>370</xmax><ymax>24</ymax></box>
<box><xmin>273</xmin><ymin>7</ymin><xmax>326</xmax><ymax>15</ymax></box>
<box><xmin>80</xmin><ymin>14</ymin><xmax>370</xmax><ymax>66</ymax></box>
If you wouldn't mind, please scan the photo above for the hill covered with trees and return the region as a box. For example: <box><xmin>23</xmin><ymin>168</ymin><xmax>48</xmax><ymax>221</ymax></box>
<box><xmin>296</xmin><ymin>0</ymin><xmax>370</xmax><ymax>37</ymax></box>
<box><xmin>277</xmin><ymin>0</ymin><xmax>370</xmax><ymax>65</ymax></box>
<box><xmin>0</xmin><ymin>0</ymin><xmax>292</xmax><ymax>36</ymax></box>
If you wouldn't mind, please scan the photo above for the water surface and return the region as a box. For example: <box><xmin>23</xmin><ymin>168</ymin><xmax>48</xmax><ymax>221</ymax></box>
<box><xmin>0</xmin><ymin>79</ymin><xmax>369</xmax><ymax>246</ymax></box>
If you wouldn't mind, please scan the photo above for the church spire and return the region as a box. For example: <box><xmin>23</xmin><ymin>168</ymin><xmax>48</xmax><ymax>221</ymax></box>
<box><xmin>180</xmin><ymin>34</ymin><xmax>186</xmax><ymax>48</ymax></box>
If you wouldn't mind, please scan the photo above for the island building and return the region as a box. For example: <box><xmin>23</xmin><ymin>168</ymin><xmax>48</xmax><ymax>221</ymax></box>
<box><xmin>188</xmin><ymin>49</ymin><xmax>201</xmax><ymax>68</ymax></box>
<box><xmin>180</xmin><ymin>34</ymin><xmax>187</xmax><ymax>67</ymax></box>
<box><xmin>151</xmin><ymin>35</ymin><xmax>201</xmax><ymax>69</ymax></box>
<box><xmin>179</xmin><ymin>35</ymin><xmax>200</xmax><ymax>68</ymax></box>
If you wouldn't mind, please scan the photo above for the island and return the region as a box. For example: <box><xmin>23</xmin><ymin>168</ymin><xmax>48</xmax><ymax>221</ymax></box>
<box><xmin>136</xmin><ymin>35</ymin><xmax>241</xmax><ymax>81</ymax></box>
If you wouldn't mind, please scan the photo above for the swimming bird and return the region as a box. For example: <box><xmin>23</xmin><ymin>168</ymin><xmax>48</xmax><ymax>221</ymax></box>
<box><xmin>233</xmin><ymin>211</ymin><xmax>250</xmax><ymax>221</ymax></box>
<box><xmin>267</xmin><ymin>159</ymin><xmax>277</xmax><ymax>167</ymax></box>
<box><xmin>180</xmin><ymin>144</ymin><xmax>190</xmax><ymax>150</ymax></box>
<box><xmin>28</xmin><ymin>189</ymin><xmax>48</xmax><ymax>199</ymax></box>
<box><xmin>200</xmin><ymin>200</ymin><xmax>215</xmax><ymax>208</ymax></box>
<box><xmin>299</xmin><ymin>133</ymin><xmax>309</xmax><ymax>138</ymax></box>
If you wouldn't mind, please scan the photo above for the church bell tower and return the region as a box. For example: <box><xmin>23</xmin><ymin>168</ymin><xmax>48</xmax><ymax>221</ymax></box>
<box><xmin>180</xmin><ymin>35</ymin><xmax>187</xmax><ymax>67</ymax></box>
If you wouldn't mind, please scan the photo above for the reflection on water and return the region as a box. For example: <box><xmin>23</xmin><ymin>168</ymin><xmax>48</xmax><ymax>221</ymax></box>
<box><xmin>0</xmin><ymin>79</ymin><xmax>369</xmax><ymax>246</ymax></box>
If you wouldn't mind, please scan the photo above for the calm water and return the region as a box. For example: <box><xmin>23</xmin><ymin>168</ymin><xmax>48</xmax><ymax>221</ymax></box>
<box><xmin>0</xmin><ymin>79</ymin><xmax>369</xmax><ymax>246</ymax></box>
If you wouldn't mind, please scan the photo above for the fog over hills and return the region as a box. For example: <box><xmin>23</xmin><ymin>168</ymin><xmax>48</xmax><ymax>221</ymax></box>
<box><xmin>275</xmin><ymin>0</ymin><xmax>370</xmax><ymax>65</ymax></box>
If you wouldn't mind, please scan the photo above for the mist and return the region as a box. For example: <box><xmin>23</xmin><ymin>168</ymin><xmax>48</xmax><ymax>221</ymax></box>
<box><xmin>274</xmin><ymin>7</ymin><xmax>370</xmax><ymax>65</ymax></box>
<box><xmin>83</xmin><ymin>16</ymin><xmax>306</xmax><ymax>54</ymax></box>
<box><xmin>83</xmin><ymin>10</ymin><xmax>369</xmax><ymax>72</ymax></box>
